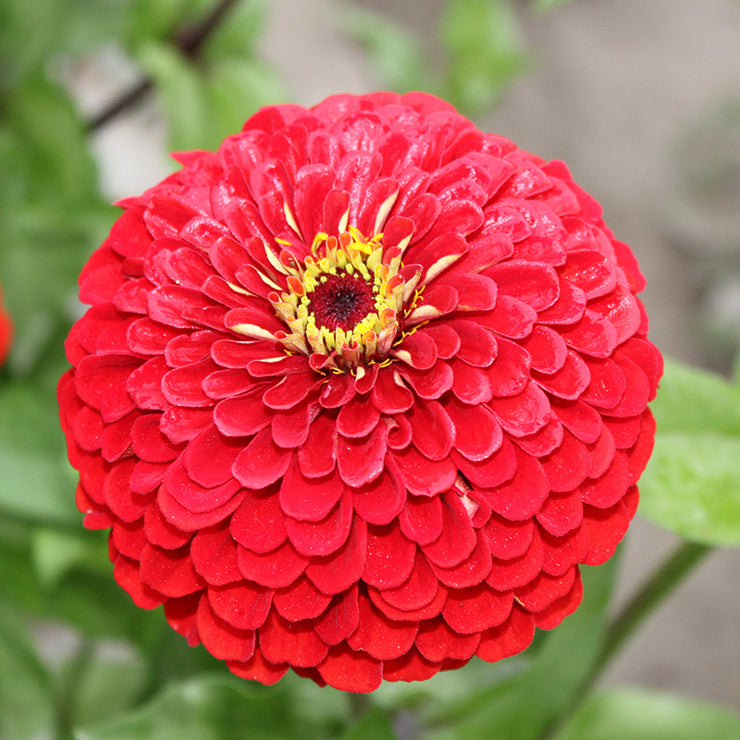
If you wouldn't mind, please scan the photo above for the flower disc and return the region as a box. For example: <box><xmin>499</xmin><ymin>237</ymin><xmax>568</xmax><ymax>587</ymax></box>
<box><xmin>58</xmin><ymin>92</ymin><xmax>662</xmax><ymax>692</ymax></box>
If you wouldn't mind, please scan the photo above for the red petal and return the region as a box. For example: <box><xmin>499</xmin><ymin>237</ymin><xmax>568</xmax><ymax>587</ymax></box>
<box><xmin>475</xmin><ymin>604</ymin><xmax>535</xmax><ymax>662</ymax></box>
<box><xmin>520</xmin><ymin>326</ymin><xmax>568</xmax><ymax>374</ymax></box>
<box><xmin>422</xmin><ymin>493</ymin><xmax>477</xmax><ymax>568</ymax></box>
<box><xmin>489</xmin><ymin>381</ymin><xmax>552</xmax><ymax>437</ymax></box>
<box><xmin>483</xmin><ymin>514</ymin><xmax>535</xmax><ymax>560</ymax></box>
<box><xmin>285</xmin><ymin>490</ymin><xmax>353</xmax><ymax>556</ymax></box>
<box><xmin>399</xmin><ymin>361</ymin><xmax>454</xmax><ymax>400</ymax></box>
<box><xmin>143</xmin><ymin>505</ymin><xmax>191</xmax><ymax>550</ymax></box>
<box><xmin>534</xmin><ymin>350</ymin><xmax>591</xmax><ymax>401</ymax></box>
<box><xmin>262</xmin><ymin>372</ymin><xmax>320</xmax><ymax>410</ymax></box>
<box><xmin>336</xmin><ymin>423</ymin><xmax>387</xmax><ymax>487</ymax></box>
<box><xmin>126</xmin><ymin>356</ymin><xmax>169</xmax><ymax>410</ymax></box>
<box><xmin>541</xmin><ymin>429</ymin><xmax>591</xmax><ymax>492</ymax></box>
<box><xmin>489</xmin><ymin>261</ymin><xmax>559</xmax><ymax>311</ymax></box>
<box><xmin>560</xmin><ymin>309</ymin><xmax>618</xmax><ymax>358</ymax></box>
<box><xmin>113</xmin><ymin>554</ymin><xmax>164</xmax><ymax>609</ymax></box>
<box><xmin>139</xmin><ymin>543</ymin><xmax>204</xmax><ymax>598</ymax></box>
<box><xmin>534</xmin><ymin>568</ymin><xmax>583</xmax><ymax>629</ymax></box>
<box><xmin>382</xmin><ymin>649</ymin><xmax>442</xmax><ymax>682</ymax></box>
<box><xmin>161</xmin><ymin>359</ymin><xmax>216</xmax><ymax>408</ymax></box>
<box><xmin>237</xmin><ymin>539</ymin><xmax>308</xmax><ymax>588</ymax></box>
<box><xmin>317</xmin><ymin>645</ymin><xmax>382</xmax><ymax>693</ymax></box>
<box><xmin>486</xmin><ymin>529</ymin><xmax>545</xmax><ymax>590</ymax></box>
<box><xmin>380</xmin><ymin>551</ymin><xmax>439</xmax><ymax>611</ymax></box>
<box><xmin>336</xmin><ymin>393</ymin><xmax>381</xmax><ymax>438</ymax></box>
<box><xmin>431</xmin><ymin>529</ymin><xmax>492</xmax><ymax>588</ymax></box>
<box><xmin>230</xmin><ymin>487</ymin><xmax>287</xmax><ymax>553</ymax></box>
<box><xmin>442</xmin><ymin>584</ymin><xmax>513</xmax><ymax>634</ymax></box>
<box><xmin>233</xmin><ymin>428</ymin><xmax>292</xmax><ymax>489</ymax></box>
<box><xmin>446</xmin><ymin>397</ymin><xmax>502</xmax><ymax>461</ymax></box>
<box><xmin>399</xmin><ymin>494</ymin><xmax>444</xmax><ymax>546</ymax></box>
<box><xmin>305</xmin><ymin>518</ymin><xmax>367</xmax><ymax>595</ymax></box>
<box><xmin>363</xmin><ymin>523</ymin><xmax>416</xmax><ymax>588</ymax></box>
<box><xmin>487</xmin><ymin>448</ymin><xmax>550</xmax><ymax>521</ymax></box>
<box><xmin>371</xmin><ymin>369</ymin><xmax>414</xmax><ymax>413</ymax></box>
<box><xmin>207</xmin><ymin>581</ymin><xmax>272</xmax><ymax>630</ymax></box>
<box><xmin>191</xmin><ymin>526</ymin><xmax>241</xmax><ymax>586</ymax></box>
<box><xmin>581</xmin><ymin>451</ymin><xmax>630</xmax><ymax>509</ymax></box>
<box><xmin>536</xmin><ymin>489</ymin><xmax>584</xmax><ymax>537</ymax></box>
<box><xmin>393</xmin><ymin>444</ymin><xmax>457</xmax><ymax>496</ymax></box>
<box><xmin>260</xmin><ymin>612</ymin><xmax>329</xmax><ymax>668</ymax></box>
<box><xmin>196</xmin><ymin>596</ymin><xmax>256</xmax><ymax>662</ymax></box>
<box><xmin>279</xmin><ymin>465</ymin><xmax>344</xmax><ymax>522</ymax></box>
<box><xmin>227</xmin><ymin>647</ymin><xmax>288</xmax><ymax>686</ymax></box>
<box><xmin>162</xmin><ymin>458</ymin><xmax>241</xmax><ymax>514</ymax></box>
<box><xmin>314</xmin><ymin>586</ymin><xmax>360</xmax><ymax>645</ymax></box>
<box><xmin>392</xmin><ymin>331</ymin><xmax>438</xmax><ymax>369</ymax></box>
<box><xmin>182</xmin><ymin>425</ymin><xmax>242</xmax><ymax>488</ymax></box>
<box><xmin>407</xmin><ymin>400</ymin><xmax>455</xmax><ymax>461</ymax></box>
<box><xmin>485</xmin><ymin>337</ymin><xmax>530</xmax><ymax>398</ymax></box>
<box><xmin>551</xmin><ymin>398</ymin><xmax>603</xmax><ymax>444</ymax></box>
<box><xmin>516</xmin><ymin>565</ymin><xmax>577</xmax><ymax>612</ymax></box>
<box><xmin>273</xmin><ymin>575</ymin><xmax>332</xmax><ymax>621</ymax></box>
<box><xmin>75</xmin><ymin>354</ymin><xmax>138</xmax><ymax>422</ymax></box>
<box><xmin>347</xmin><ymin>595</ymin><xmax>418</xmax><ymax>660</ymax></box>
<box><xmin>452</xmin><ymin>436</ymin><xmax>517</xmax><ymax>489</ymax></box>
<box><xmin>560</xmin><ymin>250</ymin><xmax>617</xmax><ymax>299</ymax></box>
<box><xmin>130</xmin><ymin>414</ymin><xmax>180</xmax><ymax>463</ymax></box>
<box><xmin>450</xmin><ymin>359</ymin><xmax>492</xmax><ymax>404</ymax></box>
<box><xmin>416</xmin><ymin>620</ymin><xmax>481</xmax><ymax>662</ymax></box>
<box><xmin>352</xmin><ymin>460</ymin><xmax>406</xmax><ymax>526</ymax></box>
<box><xmin>298</xmin><ymin>413</ymin><xmax>338</xmax><ymax>478</ymax></box>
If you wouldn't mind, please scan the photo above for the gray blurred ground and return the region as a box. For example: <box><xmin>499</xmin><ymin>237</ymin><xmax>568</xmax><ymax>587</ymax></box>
<box><xmin>89</xmin><ymin>0</ymin><xmax>740</xmax><ymax>710</ymax></box>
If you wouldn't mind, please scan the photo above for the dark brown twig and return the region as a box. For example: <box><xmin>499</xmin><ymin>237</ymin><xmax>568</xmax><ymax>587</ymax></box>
<box><xmin>87</xmin><ymin>0</ymin><xmax>240</xmax><ymax>132</ymax></box>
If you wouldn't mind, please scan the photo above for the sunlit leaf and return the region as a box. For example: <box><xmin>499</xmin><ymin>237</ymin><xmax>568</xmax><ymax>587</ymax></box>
<box><xmin>639</xmin><ymin>358</ymin><xmax>740</xmax><ymax>546</ymax></box>
<box><xmin>553</xmin><ymin>688</ymin><xmax>740</xmax><ymax>740</ymax></box>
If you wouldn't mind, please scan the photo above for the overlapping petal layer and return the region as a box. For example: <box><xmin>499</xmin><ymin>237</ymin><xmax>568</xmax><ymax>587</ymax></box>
<box><xmin>59</xmin><ymin>92</ymin><xmax>662</xmax><ymax>692</ymax></box>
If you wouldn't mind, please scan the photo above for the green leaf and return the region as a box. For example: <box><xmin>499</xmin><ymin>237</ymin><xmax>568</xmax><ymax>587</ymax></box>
<box><xmin>440</xmin><ymin>0</ymin><xmax>528</xmax><ymax>114</ymax></box>
<box><xmin>0</xmin><ymin>601</ymin><xmax>56</xmax><ymax>740</ymax></box>
<box><xmin>0</xmin><ymin>383</ymin><xmax>79</xmax><ymax>528</ymax></box>
<box><xmin>201</xmin><ymin>0</ymin><xmax>269</xmax><ymax>60</ymax></box>
<box><xmin>639</xmin><ymin>433</ymin><xmax>740</xmax><ymax>545</ymax></box>
<box><xmin>340</xmin><ymin>6</ymin><xmax>431</xmax><ymax>94</ymax></box>
<box><xmin>649</xmin><ymin>357</ymin><xmax>740</xmax><ymax>436</ymax></box>
<box><xmin>75</xmin><ymin>674</ymin><xmax>325</xmax><ymax>740</ymax></box>
<box><xmin>638</xmin><ymin>358</ymin><xmax>740</xmax><ymax>546</ymax></box>
<box><xmin>126</xmin><ymin>0</ymin><xmax>208</xmax><ymax>54</ymax></box>
<box><xmin>140</xmin><ymin>42</ymin><xmax>285</xmax><ymax>152</ymax></box>
<box><xmin>553</xmin><ymin>688</ymin><xmax>740</xmax><ymax>740</ymax></box>
<box><xmin>426</xmin><ymin>559</ymin><xmax>617</xmax><ymax>740</ymax></box>
<box><xmin>341</xmin><ymin>706</ymin><xmax>398</xmax><ymax>740</ymax></box>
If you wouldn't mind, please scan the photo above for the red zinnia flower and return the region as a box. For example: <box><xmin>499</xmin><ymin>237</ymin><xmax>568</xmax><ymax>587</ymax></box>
<box><xmin>58</xmin><ymin>92</ymin><xmax>662</xmax><ymax>692</ymax></box>
<box><xmin>0</xmin><ymin>286</ymin><xmax>11</xmax><ymax>365</ymax></box>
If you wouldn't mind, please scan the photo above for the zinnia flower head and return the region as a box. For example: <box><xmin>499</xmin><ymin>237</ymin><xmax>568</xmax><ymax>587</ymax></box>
<box><xmin>58</xmin><ymin>92</ymin><xmax>662</xmax><ymax>692</ymax></box>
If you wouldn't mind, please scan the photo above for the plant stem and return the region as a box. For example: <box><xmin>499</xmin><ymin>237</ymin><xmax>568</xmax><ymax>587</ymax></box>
<box><xmin>349</xmin><ymin>691</ymin><xmax>371</xmax><ymax>720</ymax></box>
<box><xmin>54</xmin><ymin>638</ymin><xmax>95</xmax><ymax>740</ymax></box>
<box><xmin>539</xmin><ymin>540</ymin><xmax>712</xmax><ymax>740</ymax></box>
<box><xmin>87</xmin><ymin>0</ymin><xmax>240</xmax><ymax>131</ymax></box>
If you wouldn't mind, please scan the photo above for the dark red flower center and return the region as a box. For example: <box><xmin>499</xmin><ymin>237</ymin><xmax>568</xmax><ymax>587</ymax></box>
<box><xmin>308</xmin><ymin>272</ymin><xmax>376</xmax><ymax>331</ymax></box>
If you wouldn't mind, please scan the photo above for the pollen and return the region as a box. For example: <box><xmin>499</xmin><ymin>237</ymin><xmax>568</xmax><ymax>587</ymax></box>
<box><xmin>269</xmin><ymin>227</ymin><xmax>416</xmax><ymax>370</ymax></box>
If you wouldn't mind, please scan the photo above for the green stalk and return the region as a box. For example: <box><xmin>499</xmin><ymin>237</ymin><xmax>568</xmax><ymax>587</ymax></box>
<box><xmin>540</xmin><ymin>540</ymin><xmax>712</xmax><ymax>740</ymax></box>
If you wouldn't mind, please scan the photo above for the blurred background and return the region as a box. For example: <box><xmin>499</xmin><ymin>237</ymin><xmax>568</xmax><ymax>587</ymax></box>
<box><xmin>1</xmin><ymin>0</ymin><xmax>739</xmax><ymax>728</ymax></box>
